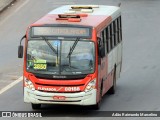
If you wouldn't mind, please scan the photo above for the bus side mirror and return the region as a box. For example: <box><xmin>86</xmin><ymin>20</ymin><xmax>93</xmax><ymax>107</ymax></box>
<box><xmin>18</xmin><ymin>35</ymin><xmax>26</xmax><ymax>58</ymax></box>
<box><xmin>18</xmin><ymin>45</ymin><xmax>23</xmax><ymax>58</ymax></box>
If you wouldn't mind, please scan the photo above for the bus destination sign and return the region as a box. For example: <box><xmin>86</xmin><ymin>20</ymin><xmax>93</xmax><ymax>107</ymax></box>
<box><xmin>31</xmin><ymin>26</ymin><xmax>91</xmax><ymax>38</ymax></box>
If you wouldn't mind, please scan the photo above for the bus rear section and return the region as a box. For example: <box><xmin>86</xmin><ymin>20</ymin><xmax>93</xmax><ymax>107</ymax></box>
<box><xmin>18</xmin><ymin>5</ymin><xmax>122</xmax><ymax>110</ymax></box>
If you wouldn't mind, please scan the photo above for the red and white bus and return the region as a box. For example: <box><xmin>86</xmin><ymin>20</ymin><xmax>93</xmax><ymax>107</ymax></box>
<box><xmin>18</xmin><ymin>5</ymin><xmax>122</xmax><ymax>110</ymax></box>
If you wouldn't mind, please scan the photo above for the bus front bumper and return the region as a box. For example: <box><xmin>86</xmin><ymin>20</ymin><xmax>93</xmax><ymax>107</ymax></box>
<box><xmin>24</xmin><ymin>87</ymin><xmax>97</xmax><ymax>106</ymax></box>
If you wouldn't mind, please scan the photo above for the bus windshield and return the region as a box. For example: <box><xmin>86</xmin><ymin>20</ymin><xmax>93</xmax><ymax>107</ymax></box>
<box><xmin>27</xmin><ymin>39</ymin><xmax>95</xmax><ymax>75</ymax></box>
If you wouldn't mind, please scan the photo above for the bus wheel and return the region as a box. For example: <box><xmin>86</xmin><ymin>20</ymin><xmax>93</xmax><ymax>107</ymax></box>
<box><xmin>108</xmin><ymin>68</ymin><xmax>116</xmax><ymax>94</ymax></box>
<box><xmin>31</xmin><ymin>103</ymin><xmax>41</xmax><ymax>109</ymax></box>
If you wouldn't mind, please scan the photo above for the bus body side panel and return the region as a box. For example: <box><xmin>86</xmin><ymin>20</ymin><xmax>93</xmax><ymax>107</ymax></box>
<box><xmin>106</xmin><ymin>51</ymin><xmax>114</xmax><ymax>92</ymax></box>
<box><xmin>92</xmin><ymin>28</ymin><xmax>102</xmax><ymax>104</ymax></box>
<box><xmin>23</xmin><ymin>28</ymin><xmax>30</xmax><ymax>89</ymax></box>
<box><xmin>107</xmin><ymin>38</ymin><xmax>121</xmax><ymax>93</ymax></box>
<box><xmin>116</xmin><ymin>42</ymin><xmax>122</xmax><ymax>79</ymax></box>
<box><xmin>96</xmin><ymin>32</ymin><xmax>112</xmax><ymax>98</ymax></box>
<box><xmin>101</xmin><ymin>56</ymin><xmax>111</xmax><ymax>96</ymax></box>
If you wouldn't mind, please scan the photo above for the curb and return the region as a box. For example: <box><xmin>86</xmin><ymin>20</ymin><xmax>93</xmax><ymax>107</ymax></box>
<box><xmin>0</xmin><ymin>0</ymin><xmax>16</xmax><ymax>13</ymax></box>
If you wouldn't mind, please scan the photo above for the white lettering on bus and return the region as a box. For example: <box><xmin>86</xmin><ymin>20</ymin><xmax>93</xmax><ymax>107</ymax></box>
<box><xmin>37</xmin><ymin>87</ymin><xmax>57</xmax><ymax>91</ymax></box>
<box><xmin>65</xmin><ymin>87</ymin><xmax>80</xmax><ymax>91</ymax></box>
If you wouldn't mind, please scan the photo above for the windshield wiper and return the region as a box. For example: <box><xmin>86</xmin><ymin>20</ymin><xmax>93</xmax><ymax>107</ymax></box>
<box><xmin>67</xmin><ymin>38</ymin><xmax>80</xmax><ymax>58</ymax></box>
<box><xmin>42</xmin><ymin>37</ymin><xmax>57</xmax><ymax>54</ymax></box>
<box><xmin>67</xmin><ymin>38</ymin><xmax>80</xmax><ymax>67</ymax></box>
<box><xmin>42</xmin><ymin>37</ymin><xmax>59</xmax><ymax>68</ymax></box>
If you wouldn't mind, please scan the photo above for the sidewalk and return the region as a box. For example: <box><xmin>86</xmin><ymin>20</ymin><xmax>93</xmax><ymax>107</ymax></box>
<box><xmin>0</xmin><ymin>0</ymin><xmax>16</xmax><ymax>13</ymax></box>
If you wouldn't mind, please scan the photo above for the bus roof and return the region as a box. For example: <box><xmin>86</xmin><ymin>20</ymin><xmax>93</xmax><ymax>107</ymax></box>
<box><xmin>31</xmin><ymin>5</ymin><xmax>120</xmax><ymax>32</ymax></box>
<box><xmin>49</xmin><ymin>5</ymin><xmax>120</xmax><ymax>19</ymax></box>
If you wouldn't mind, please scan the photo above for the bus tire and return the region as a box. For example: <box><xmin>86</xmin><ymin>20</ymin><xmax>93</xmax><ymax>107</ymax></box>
<box><xmin>92</xmin><ymin>81</ymin><xmax>103</xmax><ymax>110</ymax></box>
<box><xmin>31</xmin><ymin>103</ymin><xmax>41</xmax><ymax>109</ymax></box>
<box><xmin>108</xmin><ymin>67</ymin><xmax>116</xmax><ymax>94</ymax></box>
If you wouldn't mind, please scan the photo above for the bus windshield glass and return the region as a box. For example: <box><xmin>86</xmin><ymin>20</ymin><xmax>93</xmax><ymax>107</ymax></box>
<box><xmin>27</xmin><ymin>39</ymin><xmax>95</xmax><ymax>75</ymax></box>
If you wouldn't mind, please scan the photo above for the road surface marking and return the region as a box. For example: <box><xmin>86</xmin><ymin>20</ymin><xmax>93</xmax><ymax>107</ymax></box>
<box><xmin>0</xmin><ymin>76</ymin><xmax>22</xmax><ymax>95</ymax></box>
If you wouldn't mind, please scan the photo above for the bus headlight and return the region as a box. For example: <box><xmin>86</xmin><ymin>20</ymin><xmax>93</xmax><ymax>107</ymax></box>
<box><xmin>85</xmin><ymin>78</ymin><xmax>96</xmax><ymax>92</ymax></box>
<box><xmin>24</xmin><ymin>78</ymin><xmax>35</xmax><ymax>91</ymax></box>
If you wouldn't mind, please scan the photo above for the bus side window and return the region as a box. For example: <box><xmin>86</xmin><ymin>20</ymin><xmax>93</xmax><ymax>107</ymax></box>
<box><xmin>116</xmin><ymin>18</ymin><xmax>119</xmax><ymax>43</ymax></box>
<box><xmin>118</xmin><ymin>16</ymin><xmax>122</xmax><ymax>42</ymax></box>
<box><xmin>100</xmin><ymin>31</ymin><xmax>106</xmax><ymax>56</ymax></box>
<box><xmin>114</xmin><ymin>19</ymin><xmax>118</xmax><ymax>45</ymax></box>
<box><xmin>103</xmin><ymin>29</ymin><xmax>107</xmax><ymax>55</ymax></box>
<box><xmin>101</xmin><ymin>32</ymin><xmax>104</xmax><ymax>48</ymax></box>
<box><xmin>106</xmin><ymin>26</ymin><xmax>111</xmax><ymax>53</ymax></box>
<box><xmin>117</xmin><ymin>18</ymin><xmax>120</xmax><ymax>42</ymax></box>
<box><xmin>120</xmin><ymin>16</ymin><xmax>122</xmax><ymax>41</ymax></box>
<box><xmin>113</xmin><ymin>21</ymin><xmax>116</xmax><ymax>46</ymax></box>
<box><xmin>110</xmin><ymin>23</ymin><xmax>114</xmax><ymax>50</ymax></box>
<box><xmin>111</xmin><ymin>22</ymin><xmax>115</xmax><ymax>48</ymax></box>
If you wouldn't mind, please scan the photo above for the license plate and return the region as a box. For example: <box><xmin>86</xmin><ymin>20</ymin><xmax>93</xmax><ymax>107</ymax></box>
<box><xmin>53</xmin><ymin>96</ymin><xmax>66</xmax><ymax>100</ymax></box>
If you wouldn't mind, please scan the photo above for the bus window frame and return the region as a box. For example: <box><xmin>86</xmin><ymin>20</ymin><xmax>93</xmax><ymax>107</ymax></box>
<box><xmin>25</xmin><ymin>38</ymin><xmax>97</xmax><ymax>75</ymax></box>
<box><xmin>118</xmin><ymin>16</ymin><xmax>122</xmax><ymax>42</ymax></box>
<box><xmin>106</xmin><ymin>25</ymin><xmax>111</xmax><ymax>53</ymax></box>
<box><xmin>105</xmin><ymin>29</ymin><xmax>108</xmax><ymax>55</ymax></box>
<box><xmin>109</xmin><ymin>23</ymin><xmax>113</xmax><ymax>50</ymax></box>
<box><xmin>114</xmin><ymin>20</ymin><xmax>118</xmax><ymax>45</ymax></box>
<box><xmin>101</xmin><ymin>30</ymin><xmax>107</xmax><ymax>55</ymax></box>
<box><xmin>120</xmin><ymin>16</ymin><xmax>122</xmax><ymax>41</ymax></box>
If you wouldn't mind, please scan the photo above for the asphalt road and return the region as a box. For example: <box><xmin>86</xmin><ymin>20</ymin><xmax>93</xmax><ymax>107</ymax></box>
<box><xmin>0</xmin><ymin>0</ymin><xmax>160</xmax><ymax>119</ymax></box>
